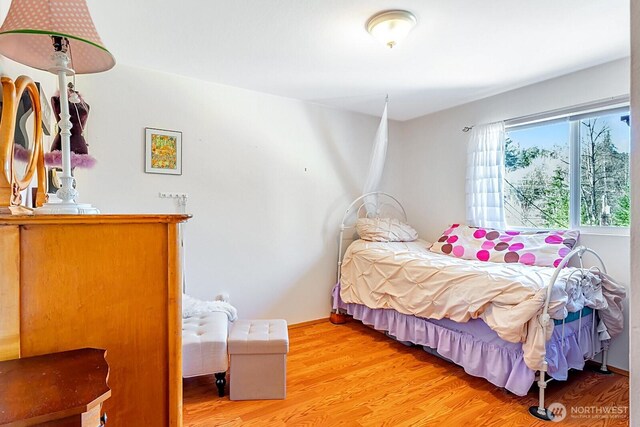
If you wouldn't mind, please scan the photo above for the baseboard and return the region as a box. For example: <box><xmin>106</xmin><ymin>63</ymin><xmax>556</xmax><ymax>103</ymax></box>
<box><xmin>585</xmin><ymin>360</ymin><xmax>629</xmax><ymax>377</ymax></box>
<box><xmin>288</xmin><ymin>318</ymin><xmax>329</xmax><ymax>329</ymax></box>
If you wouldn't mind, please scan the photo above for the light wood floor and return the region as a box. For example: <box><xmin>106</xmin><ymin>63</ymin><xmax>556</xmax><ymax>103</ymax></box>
<box><xmin>183</xmin><ymin>320</ymin><xmax>629</xmax><ymax>426</ymax></box>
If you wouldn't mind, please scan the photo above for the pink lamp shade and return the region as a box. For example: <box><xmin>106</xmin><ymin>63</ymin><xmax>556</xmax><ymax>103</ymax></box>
<box><xmin>0</xmin><ymin>0</ymin><xmax>114</xmax><ymax>74</ymax></box>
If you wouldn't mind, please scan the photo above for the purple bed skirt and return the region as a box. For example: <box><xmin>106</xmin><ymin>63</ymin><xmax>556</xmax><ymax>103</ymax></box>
<box><xmin>332</xmin><ymin>283</ymin><xmax>599</xmax><ymax>396</ymax></box>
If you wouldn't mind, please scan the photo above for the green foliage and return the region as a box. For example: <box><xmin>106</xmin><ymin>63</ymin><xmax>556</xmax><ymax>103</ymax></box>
<box><xmin>505</xmin><ymin>138</ymin><xmax>551</xmax><ymax>172</ymax></box>
<box><xmin>612</xmin><ymin>192</ymin><xmax>630</xmax><ymax>227</ymax></box>
<box><xmin>545</xmin><ymin>167</ymin><xmax>570</xmax><ymax>228</ymax></box>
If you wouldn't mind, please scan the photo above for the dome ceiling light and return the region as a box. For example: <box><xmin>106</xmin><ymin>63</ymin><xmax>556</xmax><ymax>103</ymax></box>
<box><xmin>366</xmin><ymin>10</ymin><xmax>417</xmax><ymax>48</ymax></box>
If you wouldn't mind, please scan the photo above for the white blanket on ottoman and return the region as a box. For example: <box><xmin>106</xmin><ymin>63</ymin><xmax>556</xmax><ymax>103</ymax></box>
<box><xmin>182</xmin><ymin>293</ymin><xmax>238</xmax><ymax>321</ymax></box>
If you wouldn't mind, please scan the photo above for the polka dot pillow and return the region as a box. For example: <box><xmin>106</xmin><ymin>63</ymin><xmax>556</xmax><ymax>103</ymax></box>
<box><xmin>429</xmin><ymin>224</ymin><xmax>579</xmax><ymax>268</ymax></box>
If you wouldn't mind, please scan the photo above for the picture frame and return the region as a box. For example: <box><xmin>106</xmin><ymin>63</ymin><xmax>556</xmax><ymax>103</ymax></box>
<box><xmin>145</xmin><ymin>127</ymin><xmax>182</xmax><ymax>175</ymax></box>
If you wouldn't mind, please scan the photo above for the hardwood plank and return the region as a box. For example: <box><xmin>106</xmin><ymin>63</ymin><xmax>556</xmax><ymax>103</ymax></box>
<box><xmin>184</xmin><ymin>320</ymin><xmax>629</xmax><ymax>426</ymax></box>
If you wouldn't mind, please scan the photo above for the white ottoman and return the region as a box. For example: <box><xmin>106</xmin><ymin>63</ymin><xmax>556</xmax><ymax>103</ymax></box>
<box><xmin>228</xmin><ymin>319</ymin><xmax>289</xmax><ymax>400</ymax></box>
<box><xmin>182</xmin><ymin>312</ymin><xmax>229</xmax><ymax>397</ymax></box>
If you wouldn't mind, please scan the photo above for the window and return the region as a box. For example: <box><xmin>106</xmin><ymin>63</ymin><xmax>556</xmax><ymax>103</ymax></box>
<box><xmin>504</xmin><ymin>106</ymin><xmax>630</xmax><ymax>231</ymax></box>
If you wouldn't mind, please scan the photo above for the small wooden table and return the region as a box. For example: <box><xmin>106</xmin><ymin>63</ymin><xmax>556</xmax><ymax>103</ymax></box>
<box><xmin>0</xmin><ymin>348</ymin><xmax>111</xmax><ymax>426</ymax></box>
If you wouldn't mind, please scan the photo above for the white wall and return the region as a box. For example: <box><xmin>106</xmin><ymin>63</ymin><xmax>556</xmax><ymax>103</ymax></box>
<box><xmin>1</xmin><ymin>59</ymin><xmax>397</xmax><ymax>325</ymax></box>
<box><xmin>385</xmin><ymin>58</ymin><xmax>631</xmax><ymax>371</ymax></box>
<box><xmin>629</xmin><ymin>1</ymin><xmax>639</xmax><ymax>424</ymax></box>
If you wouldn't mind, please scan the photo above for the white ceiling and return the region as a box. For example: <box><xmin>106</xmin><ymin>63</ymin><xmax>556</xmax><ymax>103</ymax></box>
<box><xmin>88</xmin><ymin>1</ymin><xmax>628</xmax><ymax>120</ymax></box>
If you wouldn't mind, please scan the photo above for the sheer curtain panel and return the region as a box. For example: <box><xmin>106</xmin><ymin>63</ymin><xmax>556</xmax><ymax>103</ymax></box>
<box><xmin>465</xmin><ymin>122</ymin><xmax>506</xmax><ymax>229</ymax></box>
<box><xmin>362</xmin><ymin>101</ymin><xmax>388</xmax><ymax>215</ymax></box>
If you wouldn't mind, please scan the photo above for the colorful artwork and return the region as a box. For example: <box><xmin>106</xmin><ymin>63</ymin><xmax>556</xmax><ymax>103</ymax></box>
<box><xmin>150</xmin><ymin>133</ymin><xmax>177</xmax><ymax>169</ymax></box>
<box><xmin>145</xmin><ymin>128</ymin><xmax>182</xmax><ymax>175</ymax></box>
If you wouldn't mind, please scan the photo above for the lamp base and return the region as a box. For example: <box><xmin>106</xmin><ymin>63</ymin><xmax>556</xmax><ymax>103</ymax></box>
<box><xmin>35</xmin><ymin>201</ymin><xmax>100</xmax><ymax>215</ymax></box>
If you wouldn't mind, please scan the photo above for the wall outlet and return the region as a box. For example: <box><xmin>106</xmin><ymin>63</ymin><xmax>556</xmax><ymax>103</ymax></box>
<box><xmin>159</xmin><ymin>192</ymin><xmax>188</xmax><ymax>199</ymax></box>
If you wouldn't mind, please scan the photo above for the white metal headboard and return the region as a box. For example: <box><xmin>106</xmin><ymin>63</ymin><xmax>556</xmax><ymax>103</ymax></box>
<box><xmin>336</xmin><ymin>192</ymin><xmax>408</xmax><ymax>281</ymax></box>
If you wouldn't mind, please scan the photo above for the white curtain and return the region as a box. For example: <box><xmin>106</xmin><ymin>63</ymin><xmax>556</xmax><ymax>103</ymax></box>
<box><xmin>466</xmin><ymin>122</ymin><xmax>506</xmax><ymax>229</ymax></box>
<box><xmin>362</xmin><ymin>101</ymin><xmax>388</xmax><ymax>214</ymax></box>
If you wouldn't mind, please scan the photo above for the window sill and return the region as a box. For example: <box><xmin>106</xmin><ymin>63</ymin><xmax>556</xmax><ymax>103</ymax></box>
<box><xmin>506</xmin><ymin>226</ymin><xmax>630</xmax><ymax>237</ymax></box>
<box><xmin>576</xmin><ymin>227</ymin><xmax>629</xmax><ymax>237</ymax></box>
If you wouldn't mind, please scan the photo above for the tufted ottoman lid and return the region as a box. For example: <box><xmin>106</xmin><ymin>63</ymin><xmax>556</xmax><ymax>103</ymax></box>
<box><xmin>228</xmin><ymin>319</ymin><xmax>289</xmax><ymax>355</ymax></box>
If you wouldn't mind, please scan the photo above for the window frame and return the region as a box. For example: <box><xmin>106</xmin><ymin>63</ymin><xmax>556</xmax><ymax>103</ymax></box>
<box><xmin>504</xmin><ymin>101</ymin><xmax>630</xmax><ymax>236</ymax></box>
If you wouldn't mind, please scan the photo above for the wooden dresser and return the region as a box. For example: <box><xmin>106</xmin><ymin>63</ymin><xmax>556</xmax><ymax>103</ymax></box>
<box><xmin>0</xmin><ymin>214</ymin><xmax>190</xmax><ymax>426</ymax></box>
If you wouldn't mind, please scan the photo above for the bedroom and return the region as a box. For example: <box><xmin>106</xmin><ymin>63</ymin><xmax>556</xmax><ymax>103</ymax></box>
<box><xmin>0</xmin><ymin>0</ymin><xmax>638</xmax><ymax>426</ymax></box>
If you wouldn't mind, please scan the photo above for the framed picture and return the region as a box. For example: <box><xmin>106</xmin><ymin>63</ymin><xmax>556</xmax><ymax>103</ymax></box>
<box><xmin>145</xmin><ymin>128</ymin><xmax>182</xmax><ymax>175</ymax></box>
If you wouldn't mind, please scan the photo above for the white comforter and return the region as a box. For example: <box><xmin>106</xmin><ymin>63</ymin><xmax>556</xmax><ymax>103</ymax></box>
<box><xmin>339</xmin><ymin>239</ymin><xmax>625</xmax><ymax>370</ymax></box>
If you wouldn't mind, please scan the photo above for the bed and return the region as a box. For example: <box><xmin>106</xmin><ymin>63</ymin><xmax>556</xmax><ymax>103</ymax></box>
<box><xmin>332</xmin><ymin>192</ymin><xmax>626</xmax><ymax>421</ymax></box>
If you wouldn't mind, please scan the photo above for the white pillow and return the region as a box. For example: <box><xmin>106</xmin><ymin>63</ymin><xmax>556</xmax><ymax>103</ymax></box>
<box><xmin>356</xmin><ymin>217</ymin><xmax>418</xmax><ymax>242</ymax></box>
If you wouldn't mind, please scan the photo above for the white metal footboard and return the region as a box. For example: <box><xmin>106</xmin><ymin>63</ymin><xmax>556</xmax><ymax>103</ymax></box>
<box><xmin>530</xmin><ymin>245</ymin><xmax>610</xmax><ymax>421</ymax></box>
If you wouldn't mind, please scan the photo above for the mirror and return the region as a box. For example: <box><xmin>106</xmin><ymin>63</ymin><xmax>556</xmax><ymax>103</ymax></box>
<box><xmin>13</xmin><ymin>89</ymin><xmax>35</xmax><ymax>181</ymax></box>
<box><xmin>6</xmin><ymin>82</ymin><xmax>51</xmax><ymax>196</ymax></box>
<box><xmin>0</xmin><ymin>75</ymin><xmax>47</xmax><ymax>214</ymax></box>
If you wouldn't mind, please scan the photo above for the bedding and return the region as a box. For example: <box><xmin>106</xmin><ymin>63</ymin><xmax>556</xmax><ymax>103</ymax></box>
<box><xmin>429</xmin><ymin>224</ymin><xmax>579</xmax><ymax>268</ymax></box>
<box><xmin>339</xmin><ymin>239</ymin><xmax>625</xmax><ymax>371</ymax></box>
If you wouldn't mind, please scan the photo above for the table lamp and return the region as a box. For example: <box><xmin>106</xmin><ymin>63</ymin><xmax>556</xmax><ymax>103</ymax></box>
<box><xmin>0</xmin><ymin>0</ymin><xmax>114</xmax><ymax>214</ymax></box>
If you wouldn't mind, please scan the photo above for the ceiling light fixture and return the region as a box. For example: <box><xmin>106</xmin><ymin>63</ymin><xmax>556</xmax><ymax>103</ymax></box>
<box><xmin>366</xmin><ymin>10</ymin><xmax>417</xmax><ymax>49</ymax></box>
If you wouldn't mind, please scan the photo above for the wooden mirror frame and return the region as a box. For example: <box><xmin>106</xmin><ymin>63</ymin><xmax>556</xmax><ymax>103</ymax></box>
<box><xmin>0</xmin><ymin>76</ymin><xmax>47</xmax><ymax>215</ymax></box>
